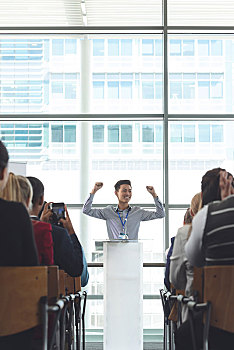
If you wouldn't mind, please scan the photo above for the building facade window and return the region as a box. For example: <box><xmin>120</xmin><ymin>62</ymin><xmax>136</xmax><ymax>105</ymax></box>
<box><xmin>199</xmin><ymin>124</ymin><xmax>210</xmax><ymax>142</ymax></box>
<box><xmin>93</xmin><ymin>39</ymin><xmax>105</xmax><ymax>56</ymax></box>
<box><xmin>108</xmin><ymin>125</ymin><xmax>119</xmax><ymax>142</ymax></box>
<box><xmin>142</xmin><ymin>125</ymin><xmax>154</xmax><ymax>142</ymax></box>
<box><xmin>108</xmin><ymin>39</ymin><xmax>119</xmax><ymax>56</ymax></box>
<box><xmin>52</xmin><ymin>39</ymin><xmax>64</xmax><ymax>56</ymax></box>
<box><xmin>93</xmin><ymin>125</ymin><xmax>104</xmax><ymax>142</ymax></box>
<box><xmin>170</xmin><ymin>124</ymin><xmax>182</xmax><ymax>142</ymax></box>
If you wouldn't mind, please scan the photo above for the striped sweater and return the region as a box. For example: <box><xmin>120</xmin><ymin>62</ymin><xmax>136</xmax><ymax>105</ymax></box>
<box><xmin>203</xmin><ymin>195</ymin><xmax>234</xmax><ymax>265</ymax></box>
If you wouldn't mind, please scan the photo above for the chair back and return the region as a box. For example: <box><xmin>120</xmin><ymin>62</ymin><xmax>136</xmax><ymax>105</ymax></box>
<box><xmin>48</xmin><ymin>265</ymin><xmax>59</xmax><ymax>303</ymax></box>
<box><xmin>59</xmin><ymin>269</ymin><xmax>65</xmax><ymax>296</ymax></box>
<box><xmin>65</xmin><ymin>273</ymin><xmax>74</xmax><ymax>295</ymax></box>
<box><xmin>0</xmin><ymin>266</ymin><xmax>47</xmax><ymax>336</ymax></box>
<box><xmin>74</xmin><ymin>276</ymin><xmax>81</xmax><ymax>293</ymax></box>
<box><xmin>203</xmin><ymin>265</ymin><xmax>234</xmax><ymax>333</ymax></box>
<box><xmin>193</xmin><ymin>267</ymin><xmax>204</xmax><ymax>302</ymax></box>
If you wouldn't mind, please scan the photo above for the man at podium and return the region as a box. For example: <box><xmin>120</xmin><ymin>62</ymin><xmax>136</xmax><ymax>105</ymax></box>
<box><xmin>83</xmin><ymin>180</ymin><xmax>165</xmax><ymax>240</ymax></box>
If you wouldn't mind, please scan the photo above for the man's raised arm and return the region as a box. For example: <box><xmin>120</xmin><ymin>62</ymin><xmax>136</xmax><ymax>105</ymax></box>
<box><xmin>141</xmin><ymin>185</ymin><xmax>165</xmax><ymax>221</ymax></box>
<box><xmin>83</xmin><ymin>182</ymin><xmax>107</xmax><ymax>220</ymax></box>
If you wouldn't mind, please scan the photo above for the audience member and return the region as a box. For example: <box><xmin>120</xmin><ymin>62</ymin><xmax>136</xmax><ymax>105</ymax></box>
<box><xmin>170</xmin><ymin>193</ymin><xmax>201</xmax><ymax>321</ymax></box>
<box><xmin>27</xmin><ymin>176</ymin><xmax>84</xmax><ymax>277</ymax></box>
<box><xmin>0</xmin><ymin>142</ymin><xmax>39</xmax><ymax>350</ymax></box>
<box><xmin>164</xmin><ymin>208</ymin><xmax>193</xmax><ymax>291</ymax></box>
<box><xmin>175</xmin><ymin>168</ymin><xmax>234</xmax><ymax>349</ymax></box>
<box><xmin>0</xmin><ymin>147</ymin><xmax>38</xmax><ymax>267</ymax></box>
<box><xmin>186</xmin><ymin>170</ymin><xmax>234</xmax><ymax>266</ymax></box>
<box><xmin>18</xmin><ymin>175</ymin><xmax>54</xmax><ymax>266</ymax></box>
<box><xmin>81</xmin><ymin>245</ymin><xmax>89</xmax><ymax>287</ymax></box>
<box><xmin>2</xmin><ymin>173</ymin><xmax>54</xmax><ymax>266</ymax></box>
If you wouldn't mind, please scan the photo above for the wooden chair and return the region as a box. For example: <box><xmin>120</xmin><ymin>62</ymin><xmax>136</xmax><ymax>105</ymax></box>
<box><xmin>74</xmin><ymin>276</ymin><xmax>81</xmax><ymax>293</ymax></box>
<box><xmin>203</xmin><ymin>265</ymin><xmax>234</xmax><ymax>334</ymax></box>
<box><xmin>193</xmin><ymin>267</ymin><xmax>204</xmax><ymax>303</ymax></box>
<box><xmin>58</xmin><ymin>269</ymin><xmax>65</xmax><ymax>296</ymax></box>
<box><xmin>47</xmin><ymin>265</ymin><xmax>59</xmax><ymax>303</ymax></box>
<box><xmin>65</xmin><ymin>273</ymin><xmax>74</xmax><ymax>295</ymax></box>
<box><xmin>0</xmin><ymin>266</ymin><xmax>48</xmax><ymax>337</ymax></box>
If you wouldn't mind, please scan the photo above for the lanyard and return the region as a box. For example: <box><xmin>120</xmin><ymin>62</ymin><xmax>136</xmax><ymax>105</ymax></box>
<box><xmin>117</xmin><ymin>208</ymin><xmax>130</xmax><ymax>231</ymax></box>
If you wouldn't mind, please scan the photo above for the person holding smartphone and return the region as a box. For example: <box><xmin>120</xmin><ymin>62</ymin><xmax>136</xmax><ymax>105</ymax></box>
<box><xmin>83</xmin><ymin>180</ymin><xmax>165</xmax><ymax>240</ymax></box>
<box><xmin>27</xmin><ymin>177</ymin><xmax>83</xmax><ymax>278</ymax></box>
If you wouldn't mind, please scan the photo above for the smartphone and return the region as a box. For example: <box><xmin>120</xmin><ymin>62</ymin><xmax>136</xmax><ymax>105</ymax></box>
<box><xmin>51</xmin><ymin>202</ymin><xmax>65</xmax><ymax>226</ymax></box>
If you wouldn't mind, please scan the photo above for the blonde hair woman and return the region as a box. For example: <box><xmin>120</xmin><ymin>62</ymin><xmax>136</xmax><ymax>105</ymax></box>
<box><xmin>169</xmin><ymin>192</ymin><xmax>202</xmax><ymax>322</ymax></box>
<box><xmin>1</xmin><ymin>172</ymin><xmax>53</xmax><ymax>266</ymax></box>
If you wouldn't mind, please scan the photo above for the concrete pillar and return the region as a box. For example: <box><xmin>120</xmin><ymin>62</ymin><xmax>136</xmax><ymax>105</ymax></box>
<box><xmin>80</xmin><ymin>36</ymin><xmax>92</xmax><ymax>261</ymax></box>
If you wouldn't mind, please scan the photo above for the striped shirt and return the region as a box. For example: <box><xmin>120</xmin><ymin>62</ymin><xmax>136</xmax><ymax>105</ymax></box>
<box><xmin>185</xmin><ymin>194</ymin><xmax>234</xmax><ymax>267</ymax></box>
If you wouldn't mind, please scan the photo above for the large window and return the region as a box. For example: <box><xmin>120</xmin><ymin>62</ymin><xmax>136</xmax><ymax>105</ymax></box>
<box><xmin>2</xmin><ymin>0</ymin><xmax>234</xmax><ymax>343</ymax></box>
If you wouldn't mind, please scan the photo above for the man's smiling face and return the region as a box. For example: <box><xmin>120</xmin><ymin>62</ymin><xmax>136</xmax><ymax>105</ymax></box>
<box><xmin>115</xmin><ymin>184</ymin><xmax>132</xmax><ymax>204</ymax></box>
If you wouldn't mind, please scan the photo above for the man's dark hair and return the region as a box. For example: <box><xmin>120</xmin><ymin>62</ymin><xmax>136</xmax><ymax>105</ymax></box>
<box><xmin>114</xmin><ymin>180</ymin><xmax>131</xmax><ymax>192</ymax></box>
<box><xmin>201</xmin><ymin>167</ymin><xmax>233</xmax><ymax>207</ymax></box>
<box><xmin>27</xmin><ymin>176</ymin><xmax>44</xmax><ymax>206</ymax></box>
<box><xmin>0</xmin><ymin>141</ymin><xmax>9</xmax><ymax>171</ymax></box>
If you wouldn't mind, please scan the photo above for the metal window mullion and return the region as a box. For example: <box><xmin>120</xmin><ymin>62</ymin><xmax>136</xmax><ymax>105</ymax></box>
<box><xmin>0</xmin><ymin>114</ymin><xmax>164</xmax><ymax>121</ymax></box>
<box><xmin>163</xmin><ymin>0</ymin><xmax>169</xmax><ymax>251</ymax></box>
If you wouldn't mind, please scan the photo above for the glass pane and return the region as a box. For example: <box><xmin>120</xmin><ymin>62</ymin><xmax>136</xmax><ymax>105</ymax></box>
<box><xmin>169</xmin><ymin>121</ymin><xmax>234</xmax><ymax>204</ymax></box>
<box><xmin>85</xmin><ymin>0</ymin><xmax>163</xmax><ymax>26</ymax></box>
<box><xmin>1</xmin><ymin>121</ymin><xmax>80</xmax><ymax>203</ymax></box>
<box><xmin>168</xmin><ymin>0</ymin><xmax>234</xmax><ymax>26</ymax></box>
<box><xmin>168</xmin><ymin>35</ymin><xmax>234</xmax><ymax>114</ymax></box>
<box><xmin>91</xmin><ymin>121</ymin><xmax>163</xmax><ymax>204</ymax></box>
<box><xmin>91</xmin><ymin>35</ymin><xmax>163</xmax><ymax>114</ymax></box>
<box><xmin>0</xmin><ymin>35</ymin><xmax>163</xmax><ymax>115</ymax></box>
<box><xmin>0</xmin><ymin>36</ymin><xmax>80</xmax><ymax>114</ymax></box>
<box><xmin>169</xmin><ymin>209</ymin><xmax>188</xmax><ymax>240</ymax></box>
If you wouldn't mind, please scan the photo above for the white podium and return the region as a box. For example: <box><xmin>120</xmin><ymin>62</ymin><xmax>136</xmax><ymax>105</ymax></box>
<box><xmin>103</xmin><ymin>241</ymin><xmax>143</xmax><ymax>350</ymax></box>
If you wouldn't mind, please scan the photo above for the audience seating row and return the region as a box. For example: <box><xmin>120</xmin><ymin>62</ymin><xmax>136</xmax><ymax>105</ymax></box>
<box><xmin>160</xmin><ymin>265</ymin><xmax>234</xmax><ymax>350</ymax></box>
<box><xmin>0</xmin><ymin>266</ymin><xmax>87</xmax><ymax>350</ymax></box>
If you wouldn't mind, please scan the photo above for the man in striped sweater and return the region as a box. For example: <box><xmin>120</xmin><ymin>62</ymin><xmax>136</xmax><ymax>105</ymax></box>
<box><xmin>175</xmin><ymin>168</ymin><xmax>234</xmax><ymax>350</ymax></box>
<box><xmin>185</xmin><ymin>169</ymin><xmax>234</xmax><ymax>267</ymax></box>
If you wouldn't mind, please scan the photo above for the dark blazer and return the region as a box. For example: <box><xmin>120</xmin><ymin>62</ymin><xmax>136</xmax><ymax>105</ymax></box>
<box><xmin>0</xmin><ymin>199</ymin><xmax>39</xmax><ymax>266</ymax></box>
<box><xmin>31</xmin><ymin>216</ymin><xmax>83</xmax><ymax>277</ymax></box>
<box><xmin>51</xmin><ymin>224</ymin><xmax>83</xmax><ymax>277</ymax></box>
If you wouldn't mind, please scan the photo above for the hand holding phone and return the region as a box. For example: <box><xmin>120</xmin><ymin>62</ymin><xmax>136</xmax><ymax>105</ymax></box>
<box><xmin>59</xmin><ymin>206</ymin><xmax>75</xmax><ymax>235</ymax></box>
<box><xmin>50</xmin><ymin>202</ymin><xmax>65</xmax><ymax>226</ymax></box>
